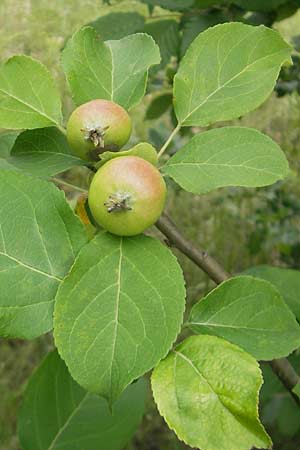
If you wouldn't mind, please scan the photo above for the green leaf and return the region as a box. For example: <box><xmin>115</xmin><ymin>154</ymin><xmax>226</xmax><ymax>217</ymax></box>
<box><xmin>162</xmin><ymin>127</ymin><xmax>289</xmax><ymax>194</ymax></box>
<box><xmin>96</xmin><ymin>142</ymin><xmax>158</xmax><ymax>168</ymax></box>
<box><xmin>62</xmin><ymin>27</ymin><xmax>160</xmax><ymax>110</ymax></box>
<box><xmin>141</xmin><ymin>0</ymin><xmax>194</xmax><ymax>11</ymax></box>
<box><xmin>233</xmin><ymin>0</ymin><xmax>290</xmax><ymax>11</ymax></box>
<box><xmin>12</xmin><ymin>127</ymin><xmax>71</xmax><ymax>156</ymax></box>
<box><xmin>188</xmin><ymin>276</ymin><xmax>300</xmax><ymax>360</ymax></box>
<box><xmin>2</xmin><ymin>127</ymin><xmax>85</xmax><ymax>177</ymax></box>
<box><xmin>194</xmin><ymin>0</ymin><xmax>226</xmax><ymax>6</ymax></box>
<box><xmin>0</xmin><ymin>172</ymin><xmax>87</xmax><ymax>339</ymax></box>
<box><xmin>0</xmin><ymin>56</ymin><xmax>62</xmax><ymax>130</ymax></box>
<box><xmin>143</xmin><ymin>20</ymin><xmax>180</xmax><ymax>72</ymax></box>
<box><xmin>243</xmin><ymin>265</ymin><xmax>300</xmax><ymax>321</ymax></box>
<box><xmin>88</xmin><ymin>12</ymin><xmax>145</xmax><ymax>40</ymax></box>
<box><xmin>293</xmin><ymin>382</ymin><xmax>300</xmax><ymax>399</ymax></box>
<box><xmin>18</xmin><ymin>350</ymin><xmax>146</xmax><ymax>450</ymax></box>
<box><xmin>0</xmin><ymin>131</ymin><xmax>19</xmax><ymax>158</ymax></box>
<box><xmin>54</xmin><ymin>232</ymin><xmax>185</xmax><ymax>404</ymax></box>
<box><xmin>0</xmin><ymin>131</ymin><xmax>21</xmax><ymax>170</ymax></box>
<box><xmin>180</xmin><ymin>13</ymin><xmax>227</xmax><ymax>56</ymax></box>
<box><xmin>145</xmin><ymin>93</ymin><xmax>172</xmax><ymax>120</ymax></box>
<box><xmin>152</xmin><ymin>335</ymin><xmax>271</xmax><ymax>450</ymax></box>
<box><xmin>174</xmin><ymin>23</ymin><xmax>292</xmax><ymax>127</ymax></box>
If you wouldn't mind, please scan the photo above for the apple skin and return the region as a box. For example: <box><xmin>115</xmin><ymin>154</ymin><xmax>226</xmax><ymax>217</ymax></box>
<box><xmin>88</xmin><ymin>156</ymin><xmax>166</xmax><ymax>236</ymax></box>
<box><xmin>67</xmin><ymin>99</ymin><xmax>132</xmax><ymax>161</ymax></box>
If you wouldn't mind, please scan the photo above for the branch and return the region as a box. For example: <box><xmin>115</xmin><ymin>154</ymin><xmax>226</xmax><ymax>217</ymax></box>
<box><xmin>156</xmin><ymin>213</ymin><xmax>300</xmax><ymax>406</ymax></box>
<box><xmin>156</xmin><ymin>214</ymin><xmax>230</xmax><ymax>284</ymax></box>
<box><xmin>270</xmin><ymin>359</ymin><xmax>300</xmax><ymax>406</ymax></box>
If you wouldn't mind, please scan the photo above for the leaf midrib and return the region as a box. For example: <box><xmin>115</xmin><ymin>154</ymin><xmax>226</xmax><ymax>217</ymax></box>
<box><xmin>109</xmin><ymin>237</ymin><xmax>123</xmax><ymax>399</ymax></box>
<box><xmin>0</xmin><ymin>250</ymin><xmax>62</xmax><ymax>281</ymax></box>
<box><xmin>179</xmin><ymin>47</ymin><xmax>287</xmax><ymax>124</ymax></box>
<box><xmin>166</xmin><ymin>161</ymin><xmax>282</xmax><ymax>174</ymax></box>
<box><xmin>0</xmin><ymin>86</ymin><xmax>59</xmax><ymax>126</ymax></box>
<box><xmin>187</xmin><ymin>321</ymin><xmax>289</xmax><ymax>332</ymax></box>
<box><xmin>174</xmin><ymin>350</ymin><xmax>251</xmax><ymax>424</ymax></box>
<box><xmin>47</xmin><ymin>393</ymin><xmax>89</xmax><ymax>450</ymax></box>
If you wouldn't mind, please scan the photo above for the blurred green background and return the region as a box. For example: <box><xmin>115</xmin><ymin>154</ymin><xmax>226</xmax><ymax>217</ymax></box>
<box><xmin>0</xmin><ymin>1</ymin><xmax>300</xmax><ymax>449</ymax></box>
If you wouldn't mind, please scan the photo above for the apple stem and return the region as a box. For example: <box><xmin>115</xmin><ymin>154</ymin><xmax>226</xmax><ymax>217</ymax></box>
<box><xmin>158</xmin><ymin>123</ymin><xmax>181</xmax><ymax>158</ymax></box>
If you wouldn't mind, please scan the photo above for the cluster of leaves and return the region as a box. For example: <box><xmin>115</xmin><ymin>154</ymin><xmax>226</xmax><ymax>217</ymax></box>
<box><xmin>246</xmin><ymin>183</ymin><xmax>300</xmax><ymax>266</ymax></box>
<box><xmin>96</xmin><ymin>1</ymin><xmax>300</xmax><ymax>114</ymax></box>
<box><xmin>1</xmin><ymin>9</ymin><xmax>300</xmax><ymax>450</ymax></box>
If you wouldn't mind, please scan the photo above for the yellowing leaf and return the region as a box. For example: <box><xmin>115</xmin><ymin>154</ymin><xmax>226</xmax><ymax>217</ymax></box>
<box><xmin>152</xmin><ymin>335</ymin><xmax>271</xmax><ymax>450</ymax></box>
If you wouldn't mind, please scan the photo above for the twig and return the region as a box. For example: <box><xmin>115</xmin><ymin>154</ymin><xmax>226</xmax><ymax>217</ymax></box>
<box><xmin>51</xmin><ymin>177</ymin><xmax>88</xmax><ymax>193</ymax></box>
<box><xmin>270</xmin><ymin>359</ymin><xmax>300</xmax><ymax>406</ymax></box>
<box><xmin>56</xmin><ymin>124</ymin><xmax>67</xmax><ymax>136</ymax></box>
<box><xmin>156</xmin><ymin>214</ymin><xmax>229</xmax><ymax>284</ymax></box>
<box><xmin>155</xmin><ymin>213</ymin><xmax>300</xmax><ymax>406</ymax></box>
<box><xmin>158</xmin><ymin>124</ymin><xmax>181</xmax><ymax>158</ymax></box>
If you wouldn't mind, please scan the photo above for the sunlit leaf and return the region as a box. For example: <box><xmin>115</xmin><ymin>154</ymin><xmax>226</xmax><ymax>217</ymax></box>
<box><xmin>0</xmin><ymin>172</ymin><xmax>87</xmax><ymax>339</ymax></box>
<box><xmin>54</xmin><ymin>233</ymin><xmax>185</xmax><ymax>404</ymax></box>
<box><xmin>152</xmin><ymin>335</ymin><xmax>271</xmax><ymax>450</ymax></box>
<box><xmin>0</xmin><ymin>56</ymin><xmax>62</xmax><ymax>129</ymax></box>
<box><xmin>62</xmin><ymin>27</ymin><xmax>160</xmax><ymax>110</ymax></box>
<box><xmin>174</xmin><ymin>23</ymin><xmax>291</xmax><ymax>126</ymax></box>
<box><xmin>162</xmin><ymin>127</ymin><xmax>289</xmax><ymax>194</ymax></box>
<box><xmin>188</xmin><ymin>276</ymin><xmax>300</xmax><ymax>360</ymax></box>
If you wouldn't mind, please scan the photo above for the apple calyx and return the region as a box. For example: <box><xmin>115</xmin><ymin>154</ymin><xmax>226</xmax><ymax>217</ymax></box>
<box><xmin>104</xmin><ymin>192</ymin><xmax>133</xmax><ymax>213</ymax></box>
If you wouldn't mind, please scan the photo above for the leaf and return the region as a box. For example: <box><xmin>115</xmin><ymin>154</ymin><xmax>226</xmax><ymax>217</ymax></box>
<box><xmin>293</xmin><ymin>383</ymin><xmax>300</xmax><ymax>399</ymax></box>
<box><xmin>62</xmin><ymin>27</ymin><xmax>160</xmax><ymax>110</ymax></box>
<box><xmin>143</xmin><ymin>20</ymin><xmax>180</xmax><ymax>73</ymax></box>
<box><xmin>141</xmin><ymin>0</ymin><xmax>194</xmax><ymax>10</ymax></box>
<box><xmin>54</xmin><ymin>232</ymin><xmax>185</xmax><ymax>405</ymax></box>
<box><xmin>0</xmin><ymin>172</ymin><xmax>87</xmax><ymax>339</ymax></box>
<box><xmin>194</xmin><ymin>0</ymin><xmax>226</xmax><ymax>6</ymax></box>
<box><xmin>174</xmin><ymin>23</ymin><xmax>292</xmax><ymax>127</ymax></box>
<box><xmin>188</xmin><ymin>276</ymin><xmax>300</xmax><ymax>360</ymax></box>
<box><xmin>151</xmin><ymin>335</ymin><xmax>271</xmax><ymax>450</ymax></box>
<box><xmin>0</xmin><ymin>56</ymin><xmax>62</xmax><ymax>130</ymax></box>
<box><xmin>2</xmin><ymin>127</ymin><xmax>85</xmax><ymax>177</ymax></box>
<box><xmin>243</xmin><ymin>265</ymin><xmax>300</xmax><ymax>321</ymax></box>
<box><xmin>146</xmin><ymin>94</ymin><xmax>173</xmax><ymax>119</ymax></box>
<box><xmin>233</xmin><ymin>0</ymin><xmax>290</xmax><ymax>11</ymax></box>
<box><xmin>88</xmin><ymin>12</ymin><xmax>145</xmax><ymax>40</ymax></box>
<box><xmin>0</xmin><ymin>131</ymin><xmax>19</xmax><ymax>158</ymax></box>
<box><xmin>145</xmin><ymin>93</ymin><xmax>172</xmax><ymax>120</ymax></box>
<box><xmin>180</xmin><ymin>12</ymin><xmax>227</xmax><ymax>56</ymax></box>
<box><xmin>18</xmin><ymin>350</ymin><xmax>146</xmax><ymax>450</ymax></box>
<box><xmin>96</xmin><ymin>142</ymin><xmax>158</xmax><ymax>168</ymax></box>
<box><xmin>162</xmin><ymin>127</ymin><xmax>289</xmax><ymax>194</ymax></box>
<box><xmin>12</xmin><ymin>127</ymin><xmax>71</xmax><ymax>156</ymax></box>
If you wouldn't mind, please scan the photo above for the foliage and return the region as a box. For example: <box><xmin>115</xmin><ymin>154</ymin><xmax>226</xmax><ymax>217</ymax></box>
<box><xmin>152</xmin><ymin>335</ymin><xmax>271</xmax><ymax>450</ymax></box>
<box><xmin>18</xmin><ymin>351</ymin><xmax>146</xmax><ymax>450</ymax></box>
<box><xmin>188</xmin><ymin>276</ymin><xmax>300</xmax><ymax>360</ymax></box>
<box><xmin>1</xmin><ymin>1</ymin><xmax>300</xmax><ymax>450</ymax></box>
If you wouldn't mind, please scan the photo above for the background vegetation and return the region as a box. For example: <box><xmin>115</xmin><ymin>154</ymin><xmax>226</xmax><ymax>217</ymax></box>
<box><xmin>1</xmin><ymin>1</ymin><xmax>300</xmax><ymax>449</ymax></box>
